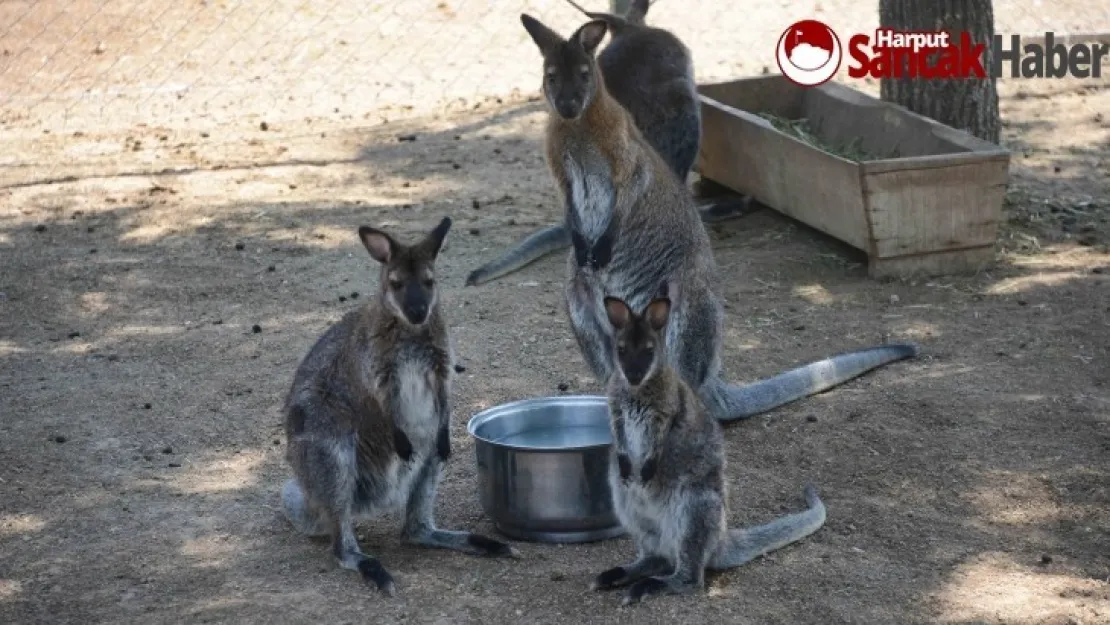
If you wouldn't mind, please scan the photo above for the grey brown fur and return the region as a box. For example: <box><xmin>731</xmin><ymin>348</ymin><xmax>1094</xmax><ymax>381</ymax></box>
<box><xmin>596</xmin><ymin>296</ymin><xmax>826</xmax><ymax>605</ymax></box>
<box><xmin>465</xmin><ymin>0</ymin><xmax>747</xmax><ymax>288</ymax></box>
<box><xmin>280</xmin><ymin>217</ymin><xmax>516</xmax><ymax>595</ymax></box>
<box><xmin>517</xmin><ymin>14</ymin><xmax>919</xmax><ymax>423</ymax></box>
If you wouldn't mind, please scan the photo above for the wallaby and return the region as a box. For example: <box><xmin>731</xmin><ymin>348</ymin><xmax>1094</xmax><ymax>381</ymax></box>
<box><xmin>280</xmin><ymin>217</ymin><xmax>516</xmax><ymax>595</ymax></box>
<box><xmin>595</xmin><ymin>296</ymin><xmax>826</xmax><ymax>605</ymax></box>
<box><xmin>516</xmin><ymin>14</ymin><xmax>918</xmax><ymax>423</ymax></box>
<box><xmin>464</xmin><ymin>0</ymin><xmax>746</xmax><ymax>287</ymax></box>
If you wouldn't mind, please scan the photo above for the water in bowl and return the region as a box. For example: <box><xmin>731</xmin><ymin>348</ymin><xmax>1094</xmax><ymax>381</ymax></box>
<box><xmin>496</xmin><ymin>423</ymin><xmax>611</xmax><ymax>450</ymax></box>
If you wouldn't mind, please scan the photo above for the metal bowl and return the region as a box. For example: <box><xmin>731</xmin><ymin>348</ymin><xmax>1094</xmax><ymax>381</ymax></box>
<box><xmin>466</xmin><ymin>395</ymin><xmax>624</xmax><ymax>544</ymax></box>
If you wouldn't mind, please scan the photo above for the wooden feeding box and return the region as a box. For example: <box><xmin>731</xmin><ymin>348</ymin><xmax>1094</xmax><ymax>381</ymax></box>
<box><xmin>695</xmin><ymin>74</ymin><xmax>1011</xmax><ymax>278</ymax></box>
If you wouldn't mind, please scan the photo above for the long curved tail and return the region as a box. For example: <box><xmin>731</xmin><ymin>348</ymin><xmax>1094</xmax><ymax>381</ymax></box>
<box><xmin>700</xmin><ymin>343</ymin><xmax>919</xmax><ymax>422</ymax></box>
<box><xmin>465</xmin><ymin>224</ymin><xmax>571</xmax><ymax>286</ymax></box>
<box><xmin>710</xmin><ymin>484</ymin><xmax>826</xmax><ymax>570</ymax></box>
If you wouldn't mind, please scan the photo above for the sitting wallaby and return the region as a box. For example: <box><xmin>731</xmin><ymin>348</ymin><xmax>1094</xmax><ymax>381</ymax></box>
<box><xmin>465</xmin><ymin>0</ymin><xmax>746</xmax><ymax>287</ymax></box>
<box><xmin>280</xmin><ymin>217</ymin><xmax>516</xmax><ymax>595</ymax></box>
<box><xmin>517</xmin><ymin>14</ymin><xmax>918</xmax><ymax>423</ymax></box>
<box><xmin>596</xmin><ymin>296</ymin><xmax>826</xmax><ymax>605</ymax></box>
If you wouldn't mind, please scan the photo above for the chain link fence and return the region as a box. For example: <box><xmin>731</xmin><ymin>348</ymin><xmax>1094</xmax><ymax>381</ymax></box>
<box><xmin>0</xmin><ymin>1</ymin><xmax>1107</xmax><ymax>161</ymax></box>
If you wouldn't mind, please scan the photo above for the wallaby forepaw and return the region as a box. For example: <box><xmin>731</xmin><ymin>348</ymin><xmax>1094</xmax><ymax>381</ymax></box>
<box><xmin>591</xmin><ymin>566</ymin><xmax>629</xmax><ymax>591</ymax></box>
<box><xmin>467</xmin><ymin>533</ymin><xmax>519</xmax><ymax>558</ymax></box>
<box><xmin>357</xmin><ymin>558</ymin><xmax>396</xmax><ymax>596</ymax></box>
<box><xmin>622</xmin><ymin>577</ymin><xmax>668</xmax><ymax>605</ymax></box>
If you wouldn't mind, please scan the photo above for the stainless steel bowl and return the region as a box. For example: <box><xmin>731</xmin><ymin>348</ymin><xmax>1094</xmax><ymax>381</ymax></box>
<box><xmin>466</xmin><ymin>395</ymin><xmax>624</xmax><ymax>544</ymax></box>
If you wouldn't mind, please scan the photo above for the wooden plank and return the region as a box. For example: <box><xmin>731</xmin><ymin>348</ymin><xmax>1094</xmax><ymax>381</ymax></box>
<box><xmin>868</xmin><ymin>246</ymin><xmax>996</xmax><ymax>278</ymax></box>
<box><xmin>697</xmin><ymin>76</ymin><xmax>806</xmax><ymax>121</ymax></box>
<box><xmin>697</xmin><ymin>93</ymin><xmax>869</xmax><ymax>251</ymax></box>
<box><xmin>863</xmin><ymin>160</ymin><xmax>1009</xmax><ymax>258</ymax></box>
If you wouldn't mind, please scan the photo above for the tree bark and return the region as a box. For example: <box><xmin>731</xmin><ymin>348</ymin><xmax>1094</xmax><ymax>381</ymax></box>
<box><xmin>879</xmin><ymin>0</ymin><xmax>1001</xmax><ymax>144</ymax></box>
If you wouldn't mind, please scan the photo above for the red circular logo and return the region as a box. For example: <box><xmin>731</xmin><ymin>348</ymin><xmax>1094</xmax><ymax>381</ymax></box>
<box><xmin>776</xmin><ymin>20</ymin><xmax>842</xmax><ymax>87</ymax></box>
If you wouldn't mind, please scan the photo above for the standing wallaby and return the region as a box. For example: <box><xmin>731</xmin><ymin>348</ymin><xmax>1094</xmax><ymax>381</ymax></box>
<box><xmin>596</xmin><ymin>296</ymin><xmax>826</xmax><ymax>605</ymax></box>
<box><xmin>280</xmin><ymin>217</ymin><xmax>516</xmax><ymax>596</ymax></box>
<box><xmin>464</xmin><ymin>0</ymin><xmax>746</xmax><ymax>287</ymax></box>
<box><xmin>516</xmin><ymin>14</ymin><xmax>918</xmax><ymax>423</ymax></box>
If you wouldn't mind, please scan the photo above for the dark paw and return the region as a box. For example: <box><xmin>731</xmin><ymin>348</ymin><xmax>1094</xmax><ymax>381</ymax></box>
<box><xmin>591</xmin><ymin>232</ymin><xmax>613</xmax><ymax>270</ymax></box>
<box><xmin>640</xmin><ymin>458</ymin><xmax>657</xmax><ymax>483</ymax></box>
<box><xmin>617</xmin><ymin>454</ymin><xmax>631</xmax><ymax>480</ymax></box>
<box><xmin>570</xmin><ymin>229</ymin><xmax>589</xmax><ymax>267</ymax></box>
<box><xmin>393</xmin><ymin>427</ymin><xmax>413</xmax><ymax>461</ymax></box>
<box><xmin>436</xmin><ymin>425</ymin><xmax>451</xmax><ymax>461</ymax></box>
<box><xmin>467</xmin><ymin>533</ymin><xmax>519</xmax><ymax>558</ymax></box>
<box><xmin>591</xmin><ymin>566</ymin><xmax>628</xmax><ymax>591</ymax></box>
<box><xmin>357</xmin><ymin>558</ymin><xmax>396</xmax><ymax>596</ymax></box>
<box><xmin>623</xmin><ymin>577</ymin><xmax>667</xmax><ymax>605</ymax></box>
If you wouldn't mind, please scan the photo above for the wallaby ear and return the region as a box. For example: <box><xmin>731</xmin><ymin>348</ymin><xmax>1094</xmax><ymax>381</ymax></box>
<box><xmin>521</xmin><ymin>14</ymin><xmax>564</xmax><ymax>56</ymax></box>
<box><xmin>644</xmin><ymin>298</ymin><xmax>671</xmax><ymax>332</ymax></box>
<box><xmin>422</xmin><ymin>216</ymin><xmax>452</xmax><ymax>258</ymax></box>
<box><xmin>604</xmin><ymin>296</ymin><xmax>633</xmax><ymax>331</ymax></box>
<box><xmin>573</xmin><ymin>19</ymin><xmax>608</xmax><ymax>55</ymax></box>
<box><xmin>626</xmin><ymin>0</ymin><xmax>650</xmax><ymax>23</ymax></box>
<box><xmin>358</xmin><ymin>226</ymin><xmax>395</xmax><ymax>264</ymax></box>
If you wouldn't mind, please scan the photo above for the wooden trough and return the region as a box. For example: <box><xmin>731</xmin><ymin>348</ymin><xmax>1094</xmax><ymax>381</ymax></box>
<box><xmin>695</xmin><ymin>74</ymin><xmax>1011</xmax><ymax>278</ymax></box>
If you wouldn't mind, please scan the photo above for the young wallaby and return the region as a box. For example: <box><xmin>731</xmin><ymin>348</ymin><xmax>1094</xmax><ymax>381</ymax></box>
<box><xmin>464</xmin><ymin>0</ymin><xmax>746</xmax><ymax>287</ymax></box>
<box><xmin>515</xmin><ymin>14</ymin><xmax>918</xmax><ymax>423</ymax></box>
<box><xmin>280</xmin><ymin>217</ymin><xmax>516</xmax><ymax>595</ymax></box>
<box><xmin>596</xmin><ymin>296</ymin><xmax>826</xmax><ymax>605</ymax></box>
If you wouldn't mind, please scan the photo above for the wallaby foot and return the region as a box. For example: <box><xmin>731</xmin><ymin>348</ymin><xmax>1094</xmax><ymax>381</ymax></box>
<box><xmin>280</xmin><ymin>478</ymin><xmax>329</xmax><ymax>537</ymax></box>
<box><xmin>401</xmin><ymin>526</ymin><xmax>519</xmax><ymax>558</ymax></box>
<box><xmin>695</xmin><ymin>195</ymin><xmax>753</xmax><ymax>224</ymax></box>
<box><xmin>333</xmin><ymin>522</ymin><xmax>395</xmax><ymax>596</ymax></box>
<box><xmin>622</xmin><ymin>574</ymin><xmax>700</xmax><ymax>606</ymax></box>
<box><xmin>590</xmin><ymin>555</ymin><xmax>671</xmax><ymax>591</ymax></box>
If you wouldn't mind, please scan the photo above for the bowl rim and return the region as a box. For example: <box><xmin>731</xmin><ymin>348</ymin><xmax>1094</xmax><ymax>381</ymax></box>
<box><xmin>465</xmin><ymin>394</ymin><xmax>613</xmax><ymax>453</ymax></box>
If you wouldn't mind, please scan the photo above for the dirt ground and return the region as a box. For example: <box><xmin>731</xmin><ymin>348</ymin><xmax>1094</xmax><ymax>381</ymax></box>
<box><xmin>2</xmin><ymin>2</ymin><xmax>1110</xmax><ymax>624</ymax></box>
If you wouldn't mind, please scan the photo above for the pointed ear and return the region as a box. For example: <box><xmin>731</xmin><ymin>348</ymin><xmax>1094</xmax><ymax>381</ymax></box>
<box><xmin>358</xmin><ymin>226</ymin><xmax>395</xmax><ymax>264</ymax></box>
<box><xmin>604</xmin><ymin>296</ymin><xmax>633</xmax><ymax>331</ymax></box>
<box><xmin>573</xmin><ymin>19</ymin><xmax>608</xmax><ymax>55</ymax></box>
<box><xmin>422</xmin><ymin>216</ymin><xmax>452</xmax><ymax>258</ymax></box>
<box><xmin>521</xmin><ymin>14</ymin><xmax>564</xmax><ymax>56</ymax></box>
<box><xmin>627</xmin><ymin>0</ymin><xmax>650</xmax><ymax>23</ymax></box>
<box><xmin>644</xmin><ymin>298</ymin><xmax>671</xmax><ymax>332</ymax></box>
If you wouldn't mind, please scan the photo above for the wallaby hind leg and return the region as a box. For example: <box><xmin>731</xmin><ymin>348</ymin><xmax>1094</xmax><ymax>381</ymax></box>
<box><xmin>280</xmin><ymin>477</ymin><xmax>329</xmax><ymax>537</ymax></box>
<box><xmin>566</xmin><ymin>272</ymin><xmax>616</xmax><ymax>383</ymax></box>
<box><xmin>591</xmin><ymin>554</ymin><xmax>672</xmax><ymax>591</ymax></box>
<box><xmin>332</xmin><ymin>514</ymin><xmax>396</xmax><ymax>596</ymax></box>
<box><xmin>622</xmin><ymin>492</ymin><xmax>722</xmax><ymax>606</ymax></box>
<box><xmin>400</xmin><ymin>457</ymin><xmax>518</xmax><ymax>558</ymax></box>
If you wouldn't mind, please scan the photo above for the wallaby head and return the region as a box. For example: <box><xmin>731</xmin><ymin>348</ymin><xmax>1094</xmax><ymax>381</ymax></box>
<box><xmin>604</xmin><ymin>296</ymin><xmax>671</xmax><ymax>387</ymax></box>
<box><xmin>564</xmin><ymin>0</ymin><xmax>649</xmax><ymax>29</ymax></box>
<box><xmin>358</xmin><ymin>217</ymin><xmax>452</xmax><ymax>327</ymax></box>
<box><xmin>520</xmin><ymin>14</ymin><xmax>609</xmax><ymax>120</ymax></box>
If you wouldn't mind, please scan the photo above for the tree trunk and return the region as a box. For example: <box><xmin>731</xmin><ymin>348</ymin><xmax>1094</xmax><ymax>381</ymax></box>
<box><xmin>879</xmin><ymin>0</ymin><xmax>1001</xmax><ymax>144</ymax></box>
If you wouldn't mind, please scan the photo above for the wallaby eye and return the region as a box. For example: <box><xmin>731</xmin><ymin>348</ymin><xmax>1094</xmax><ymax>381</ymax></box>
<box><xmin>545</xmin><ymin>66</ymin><xmax>557</xmax><ymax>78</ymax></box>
<box><xmin>423</xmin><ymin>278</ymin><xmax>434</xmax><ymax>288</ymax></box>
<box><xmin>616</xmin><ymin>343</ymin><xmax>627</xmax><ymax>355</ymax></box>
<box><xmin>644</xmin><ymin>341</ymin><xmax>654</xmax><ymax>350</ymax></box>
<box><xmin>389</xmin><ymin>279</ymin><xmax>404</xmax><ymax>290</ymax></box>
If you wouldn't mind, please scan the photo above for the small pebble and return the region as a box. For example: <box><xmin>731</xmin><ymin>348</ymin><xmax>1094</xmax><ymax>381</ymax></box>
<box><xmin>259</xmin><ymin>121</ymin><xmax>269</xmax><ymax>131</ymax></box>
<box><xmin>397</xmin><ymin>134</ymin><xmax>416</xmax><ymax>142</ymax></box>
<box><xmin>469</xmin><ymin>228</ymin><xmax>480</xmax><ymax>236</ymax></box>
<box><xmin>252</xmin><ymin>324</ymin><xmax>262</xmax><ymax>333</ymax></box>
<box><xmin>272</xmin><ymin>439</ymin><xmax>281</xmax><ymax>446</ymax></box>
<box><xmin>1039</xmin><ymin>554</ymin><xmax>1053</xmax><ymax>565</ymax></box>
<box><xmin>212</xmin><ymin>319</ymin><xmax>223</xmax><ymax>325</ymax></box>
<box><xmin>53</xmin><ymin>435</ymin><xmax>67</xmax><ymax>444</ymax></box>
<box><xmin>557</xmin><ymin>382</ymin><xmax>569</xmax><ymax>392</ymax></box>
<box><xmin>234</xmin><ymin>242</ymin><xmax>244</xmax><ymax>251</ymax></box>
<box><xmin>143</xmin><ymin>403</ymin><xmax>152</xmax><ymax>410</ymax></box>
<box><xmin>162</xmin><ymin>446</ymin><xmax>173</xmax><ymax>454</ymax></box>
<box><xmin>34</xmin><ymin>224</ymin><xmax>46</xmax><ymax>232</ymax></box>
<box><xmin>267</xmin><ymin>265</ymin><xmax>276</xmax><ymax>272</ymax></box>
<box><xmin>350</xmin><ymin>292</ymin><xmax>359</xmax><ymax>299</ymax></box>
<box><xmin>472</xmin><ymin>199</ymin><xmax>480</xmax><ymax>209</ymax></box>
<box><xmin>339</xmin><ymin>296</ymin><xmax>347</xmax><ymax>302</ymax></box>
<box><xmin>1093</xmin><ymin>267</ymin><xmax>1104</xmax><ymax>274</ymax></box>
<box><xmin>1017</xmin><ymin>299</ymin><xmax>1028</xmax><ymax>306</ymax></box>
<box><xmin>167</xmin><ymin>462</ymin><xmax>181</xmax><ymax>468</ymax></box>
<box><xmin>793</xmin><ymin>324</ymin><xmax>805</xmax><ymax>331</ymax></box>
<box><xmin>454</xmin><ymin>364</ymin><xmax>467</xmax><ymax>373</ymax></box>
<box><xmin>889</xmin><ymin>294</ymin><xmax>900</xmax><ymax>304</ymax></box>
<box><xmin>806</xmin><ymin>415</ymin><xmax>818</xmax><ymax>423</ymax></box>
<box><xmin>68</xmin><ymin>331</ymin><xmax>81</xmax><ymax>339</ymax></box>
<box><xmin>549</xmin><ymin>571</ymin><xmax>565</xmax><ymax>582</ymax></box>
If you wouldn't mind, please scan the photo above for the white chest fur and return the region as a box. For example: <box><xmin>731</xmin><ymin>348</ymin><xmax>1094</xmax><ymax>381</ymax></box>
<box><xmin>563</xmin><ymin>155</ymin><xmax>614</xmax><ymax>243</ymax></box>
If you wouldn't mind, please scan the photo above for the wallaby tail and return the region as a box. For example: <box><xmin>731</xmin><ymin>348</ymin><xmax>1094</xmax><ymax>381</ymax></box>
<box><xmin>465</xmin><ymin>224</ymin><xmax>570</xmax><ymax>286</ymax></box>
<box><xmin>709</xmin><ymin>484</ymin><xmax>826</xmax><ymax>570</ymax></box>
<box><xmin>700</xmin><ymin>343</ymin><xmax>919</xmax><ymax>422</ymax></box>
